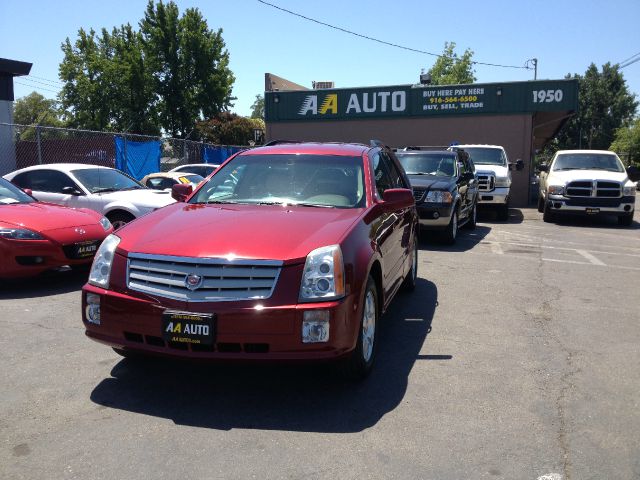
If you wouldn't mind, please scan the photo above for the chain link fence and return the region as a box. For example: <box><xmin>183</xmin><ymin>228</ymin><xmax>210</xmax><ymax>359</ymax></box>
<box><xmin>0</xmin><ymin>123</ymin><xmax>249</xmax><ymax>176</ymax></box>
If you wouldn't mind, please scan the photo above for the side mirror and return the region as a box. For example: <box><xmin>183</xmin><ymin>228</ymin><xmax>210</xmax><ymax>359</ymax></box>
<box><xmin>538</xmin><ymin>164</ymin><xmax>549</xmax><ymax>173</ymax></box>
<box><xmin>515</xmin><ymin>159</ymin><xmax>524</xmax><ymax>171</ymax></box>
<box><xmin>172</xmin><ymin>183</ymin><xmax>193</xmax><ymax>202</ymax></box>
<box><xmin>627</xmin><ymin>165</ymin><xmax>640</xmax><ymax>182</ymax></box>
<box><xmin>62</xmin><ymin>186</ymin><xmax>82</xmax><ymax>196</ymax></box>
<box><xmin>382</xmin><ymin>188</ymin><xmax>414</xmax><ymax>210</ymax></box>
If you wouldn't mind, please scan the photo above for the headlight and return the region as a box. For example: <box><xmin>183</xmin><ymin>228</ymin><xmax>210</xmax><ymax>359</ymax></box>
<box><xmin>547</xmin><ymin>185</ymin><xmax>565</xmax><ymax>195</ymax></box>
<box><xmin>99</xmin><ymin>217</ymin><xmax>112</xmax><ymax>231</ymax></box>
<box><xmin>495</xmin><ymin>176</ymin><xmax>511</xmax><ymax>188</ymax></box>
<box><xmin>88</xmin><ymin>234</ymin><xmax>120</xmax><ymax>288</ymax></box>
<box><xmin>623</xmin><ymin>185</ymin><xmax>636</xmax><ymax>196</ymax></box>
<box><xmin>299</xmin><ymin>245</ymin><xmax>345</xmax><ymax>302</ymax></box>
<box><xmin>0</xmin><ymin>228</ymin><xmax>44</xmax><ymax>240</ymax></box>
<box><xmin>424</xmin><ymin>190</ymin><xmax>453</xmax><ymax>203</ymax></box>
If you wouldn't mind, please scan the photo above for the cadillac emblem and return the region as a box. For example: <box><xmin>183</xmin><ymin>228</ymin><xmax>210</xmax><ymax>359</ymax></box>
<box><xmin>185</xmin><ymin>274</ymin><xmax>203</xmax><ymax>291</ymax></box>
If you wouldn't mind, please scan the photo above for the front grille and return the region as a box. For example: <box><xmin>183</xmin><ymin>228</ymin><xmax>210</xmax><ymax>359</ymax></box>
<box><xmin>127</xmin><ymin>253</ymin><xmax>282</xmax><ymax>302</ymax></box>
<box><xmin>564</xmin><ymin>197</ymin><xmax>623</xmax><ymax>208</ymax></box>
<box><xmin>412</xmin><ymin>187</ymin><xmax>426</xmax><ymax>203</ymax></box>
<box><xmin>477</xmin><ymin>173</ymin><xmax>495</xmax><ymax>192</ymax></box>
<box><xmin>122</xmin><ymin>331</ymin><xmax>269</xmax><ymax>354</ymax></box>
<box><xmin>565</xmin><ymin>180</ymin><xmax>621</xmax><ymax>198</ymax></box>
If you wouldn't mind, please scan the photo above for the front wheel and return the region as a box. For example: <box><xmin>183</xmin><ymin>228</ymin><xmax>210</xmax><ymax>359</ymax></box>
<box><xmin>401</xmin><ymin>234</ymin><xmax>418</xmax><ymax>291</ymax></box>
<box><xmin>537</xmin><ymin>195</ymin><xmax>544</xmax><ymax>213</ymax></box>
<box><xmin>542</xmin><ymin>201</ymin><xmax>555</xmax><ymax>223</ymax></box>
<box><xmin>442</xmin><ymin>210</ymin><xmax>458</xmax><ymax>245</ymax></box>
<box><xmin>463</xmin><ymin>202</ymin><xmax>477</xmax><ymax>230</ymax></box>
<box><xmin>497</xmin><ymin>203</ymin><xmax>509</xmax><ymax>221</ymax></box>
<box><xmin>340</xmin><ymin>276</ymin><xmax>379</xmax><ymax>381</ymax></box>
<box><xmin>618</xmin><ymin>212</ymin><xmax>634</xmax><ymax>226</ymax></box>
<box><xmin>107</xmin><ymin>211</ymin><xmax>135</xmax><ymax>230</ymax></box>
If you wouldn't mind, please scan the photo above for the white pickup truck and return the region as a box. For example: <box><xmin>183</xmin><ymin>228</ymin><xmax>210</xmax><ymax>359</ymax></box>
<box><xmin>538</xmin><ymin>150</ymin><xmax>640</xmax><ymax>226</ymax></box>
<box><xmin>454</xmin><ymin>144</ymin><xmax>523</xmax><ymax>220</ymax></box>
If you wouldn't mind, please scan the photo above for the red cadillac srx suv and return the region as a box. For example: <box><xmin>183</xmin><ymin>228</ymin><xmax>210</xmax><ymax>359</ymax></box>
<box><xmin>82</xmin><ymin>142</ymin><xmax>418</xmax><ymax>378</ymax></box>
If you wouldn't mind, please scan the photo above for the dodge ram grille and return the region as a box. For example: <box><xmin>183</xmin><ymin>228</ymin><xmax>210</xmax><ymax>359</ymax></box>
<box><xmin>565</xmin><ymin>180</ymin><xmax>621</xmax><ymax>198</ymax></box>
<box><xmin>127</xmin><ymin>253</ymin><xmax>282</xmax><ymax>302</ymax></box>
<box><xmin>477</xmin><ymin>173</ymin><xmax>495</xmax><ymax>192</ymax></box>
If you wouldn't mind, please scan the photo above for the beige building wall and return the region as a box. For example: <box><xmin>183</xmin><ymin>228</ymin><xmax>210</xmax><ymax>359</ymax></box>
<box><xmin>267</xmin><ymin>114</ymin><xmax>534</xmax><ymax>207</ymax></box>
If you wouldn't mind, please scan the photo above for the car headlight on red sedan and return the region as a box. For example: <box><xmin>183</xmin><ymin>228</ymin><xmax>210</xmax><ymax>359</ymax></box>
<box><xmin>88</xmin><ymin>234</ymin><xmax>120</xmax><ymax>288</ymax></box>
<box><xmin>0</xmin><ymin>228</ymin><xmax>44</xmax><ymax>240</ymax></box>
<box><xmin>299</xmin><ymin>245</ymin><xmax>345</xmax><ymax>302</ymax></box>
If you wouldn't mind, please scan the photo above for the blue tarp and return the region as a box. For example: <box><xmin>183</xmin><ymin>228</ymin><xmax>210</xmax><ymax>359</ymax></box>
<box><xmin>114</xmin><ymin>137</ymin><xmax>161</xmax><ymax>180</ymax></box>
<box><xmin>203</xmin><ymin>146</ymin><xmax>244</xmax><ymax>165</ymax></box>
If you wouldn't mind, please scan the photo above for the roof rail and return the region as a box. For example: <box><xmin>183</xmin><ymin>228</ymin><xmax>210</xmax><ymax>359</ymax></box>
<box><xmin>369</xmin><ymin>139</ymin><xmax>385</xmax><ymax>147</ymax></box>
<box><xmin>393</xmin><ymin>145</ymin><xmax>451</xmax><ymax>151</ymax></box>
<box><xmin>262</xmin><ymin>140</ymin><xmax>301</xmax><ymax>146</ymax></box>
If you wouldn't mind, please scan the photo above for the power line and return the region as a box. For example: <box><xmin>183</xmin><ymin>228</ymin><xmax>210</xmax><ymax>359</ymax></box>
<box><xmin>27</xmin><ymin>74</ymin><xmax>64</xmax><ymax>86</ymax></box>
<box><xmin>14</xmin><ymin>80</ymin><xmax>60</xmax><ymax>95</ymax></box>
<box><xmin>620</xmin><ymin>56</ymin><xmax>640</xmax><ymax>69</ymax></box>
<box><xmin>617</xmin><ymin>51</ymin><xmax>640</xmax><ymax>66</ymax></box>
<box><xmin>23</xmin><ymin>76</ymin><xmax>64</xmax><ymax>88</ymax></box>
<box><xmin>618</xmin><ymin>52</ymin><xmax>640</xmax><ymax>69</ymax></box>
<box><xmin>257</xmin><ymin>0</ymin><xmax>532</xmax><ymax>70</ymax></box>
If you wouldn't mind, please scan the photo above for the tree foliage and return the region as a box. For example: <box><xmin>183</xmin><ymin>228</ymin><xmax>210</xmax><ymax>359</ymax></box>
<box><xmin>58</xmin><ymin>0</ymin><xmax>234</xmax><ymax>137</ymax></box>
<box><xmin>250</xmin><ymin>94</ymin><xmax>264</xmax><ymax>119</ymax></box>
<box><xmin>12</xmin><ymin>92</ymin><xmax>63</xmax><ymax>140</ymax></box>
<box><xmin>426</xmin><ymin>42</ymin><xmax>476</xmax><ymax>85</ymax></box>
<box><xmin>196</xmin><ymin>113</ymin><xmax>264</xmax><ymax>145</ymax></box>
<box><xmin>552</xmin><ymin>63</ymin><xmax>637</xmax><ymax>151</ymax></box>
<box><xmin>610</xmin><ymin>118</ymin><xmax>640</xmax><ymax>166</ymax></box>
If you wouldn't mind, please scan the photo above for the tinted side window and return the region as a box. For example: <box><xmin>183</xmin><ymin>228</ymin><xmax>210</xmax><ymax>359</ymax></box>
<box><xmin>370</xmin><ymin>151</ymin><xmax>393</xmax><ymax>198</ymax></box>
<box><xmin>381</xmin><ymin>151</ymin><xmax>407</xmax><ymax>189</ymax></box>
<box><xmin>11</xmin><ymin>170</ymin><xmax>76</xmax><ymax>193</ymax></box>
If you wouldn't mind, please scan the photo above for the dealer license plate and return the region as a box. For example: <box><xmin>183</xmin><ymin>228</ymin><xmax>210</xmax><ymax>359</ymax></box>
<box><xmin>162</xmin><ymin>310</ymin><xmax>214</xmax><ymax>345</ymax></box>
<box><xmin>70</xmin><ymin>240</ymin><xmax>99</xmax><ymax>259</ymax></box>
<box><xmin>585</xmin><ymin>208</ymin><xmax>600</xmax><ymax>215</ymax></box>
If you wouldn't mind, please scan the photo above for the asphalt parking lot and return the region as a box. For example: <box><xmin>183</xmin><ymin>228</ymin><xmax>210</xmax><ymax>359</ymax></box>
<box><xmin>1</xmin><ymin>202</ymin><xmax>639</xmax><ymax>480</ymax></box>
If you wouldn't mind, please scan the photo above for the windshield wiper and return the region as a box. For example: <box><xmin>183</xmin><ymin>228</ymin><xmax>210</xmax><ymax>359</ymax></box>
<box><xmin>292</xmin><ymin>202</ymin><xmax>335</xmax><ymax>208</ymax></box>
<box><xmin>121</xmin><ymin>186</ymin><xmax>144</xmax><ymax>190</ymax></box>
<box><xmin>408</xmin><ymin>172</ymin><xmax>435</xmax><ymax>175</ymax></box>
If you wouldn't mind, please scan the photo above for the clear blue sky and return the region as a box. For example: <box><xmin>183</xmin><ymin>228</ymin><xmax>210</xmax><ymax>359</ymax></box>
<box><xmin>2</xmin><ymin>0</ymin><xmax>639</xmax><ymax>118</ymax></box>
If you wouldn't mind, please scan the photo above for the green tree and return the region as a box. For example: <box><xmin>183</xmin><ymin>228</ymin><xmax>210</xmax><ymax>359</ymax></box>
<box><xmin>13</xmin><ymin>92</ymin><xmax>63</xmax><ymax>140</ymax></box>
<box><xmin>554</xmin><ymin>63</ymin><xmax>637</xmax><ymax>151</ymax></box>
<box><xmin>250</xmin><ymin>94</ymin><xmax>264</xmax><ymax>119</ymax></box>
<box><xmin>426</xmin><ymin>42</ymin><xmax>476</xmax><ymax>85</ymax></box>
<box><xmin>196</xmin><ymin>113</ymin><xmax>264</xmax><ymax>145</ymax></box>
<box><xmin>610</xmin><ymin>118</ymin><xmax>640</xmax><ymax>166</ymax></box>
<box><xmin>140</xmin><ymin>0</ymin><xmax>235</xmax><ymax>137</ymax></box>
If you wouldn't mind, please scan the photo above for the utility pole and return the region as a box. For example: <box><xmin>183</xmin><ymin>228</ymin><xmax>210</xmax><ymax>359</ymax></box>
<box><xmin>533</xmin><ymin>58</ymin><xmax>538</xmax><ymax>80</ymax></box>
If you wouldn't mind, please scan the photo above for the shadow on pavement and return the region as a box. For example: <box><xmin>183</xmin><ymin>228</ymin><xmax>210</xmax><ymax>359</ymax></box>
<box><xmin>477</xmin><ymin>207</ymin><xmax>525</xmax><ymax>224</ymax></box>
<box><xmin>545</xmin><ymin>213</ymin><xmax>639</xmax><ymax>230</ymax></box>
<box><xmin>90</xmin><ymin>278</ymin><xmax>440</xmax><ymax>432</ymax></box>
<box><xmin>419</xmin><ymin>225</ymin><xmax>491</xmax><ymax>252</ymax></box>
<box><xmin>0</xmin><ymin>267</ymin><xmax>88</xmax><ymax>300</ymax></box>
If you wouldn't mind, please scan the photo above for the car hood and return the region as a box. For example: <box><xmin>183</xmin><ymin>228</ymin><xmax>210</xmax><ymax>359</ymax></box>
<box><xmin>408</xmin><ymin>175</ymin><xmax>454</xmax><ymax>191</ymax></box>
<box><xmin>0</xmin><ymin>202</ymin><xmax>100</xmax><ymax>232</ymax></box>
<box><xmin>97</xmin><ymin>189</ymin><xmax>175</xmax><ymax>208</ymax></box>
<box><xmin>116</xmin><ymin>203</ymin><xmax>364</xmax><ymax>263</ymax></box>
<box><xmin>475</xmin><ymin>164</ymin><xmax>509</xmax><ymax>178</ymax></box>
<box><xmin>548</xmin><ymin>169</ymin><xmax>628</xmax><ymax>184</ymax></box>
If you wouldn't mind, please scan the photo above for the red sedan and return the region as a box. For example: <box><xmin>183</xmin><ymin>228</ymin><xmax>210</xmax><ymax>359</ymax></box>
<box><xmin>82</xmin><ymin>142</ymin><xmax>418</xmax><ymax>379</ymax></box>
<box><xmin>0</xmin><ymin>178</ymin><xmax>113</xmax><ymax>278</ymax></box>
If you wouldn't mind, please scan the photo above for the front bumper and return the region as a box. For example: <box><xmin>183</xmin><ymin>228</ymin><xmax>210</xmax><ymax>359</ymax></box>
<box><xmin>477</xmin><ymin>187</ymin><xmax>509</xmax><ymax>205</ymax></box>
<box><xmin>82</xmin><ymin>284</ymin><xmax>360</xmax><ymax>361</ymax></box>
<box><xmin>416</xmin><ymin>203</ymin><xmax>454</xmax><ymax>228</ymax></box>
<box><xmin>546</xmin><ymin>195</ymin><xmax>635</xmax><ymax>215</ymax></box>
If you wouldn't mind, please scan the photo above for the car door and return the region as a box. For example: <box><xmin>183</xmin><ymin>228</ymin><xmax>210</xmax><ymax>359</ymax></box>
<box><xmin>11</xmin><ymin>169</ymin><xmax>82</xmax><ymax>207</ymax></box>
<box><xmin>455</xmin><ymin>154</ymin><xmax>471</xmax><ymax>217</ymax></box>
<box><xmin>459</xmin><ymin>153</ymin><xmax>477</xmax><ymax>216</ymax></box>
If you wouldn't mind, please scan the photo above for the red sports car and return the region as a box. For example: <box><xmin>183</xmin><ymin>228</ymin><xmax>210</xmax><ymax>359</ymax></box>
<box><xmin>82</xmin><ymin>142</ymin><xmax>418</xmax><ymax>378</ymax></box>
<box><xmin>0</xmin><ymin>178</ymin><xmax>113</xmax><ymax>278</ymax></box>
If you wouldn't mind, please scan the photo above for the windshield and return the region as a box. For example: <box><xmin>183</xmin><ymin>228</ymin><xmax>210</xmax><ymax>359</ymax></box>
<box><xmin>0</xmin><ymin>178</ymin><xmax>35</xmax><ymax>205</ymax></box>
<box><xmin>190</xmin><ymin>154</ymin><xmax>365</xmax><ymax>208</ymax></box>
<box><xmin>71</xmin><ymin>168</ymin><xmax>144</xmax><ymax>193</ymax></box>
<box><xmin>552</xmin><ymin>153</ymin><xmax>624</xmax><ymax>172</ymax></box>
<box><xmin>396</xmin><ymin>153</ymin><xmax>456</xmax><ymax>176</ymax></box>
<box><xmin>463</xmin><ymin>148</ymin><xmax>506</xmax><ymax>166</ymax></box>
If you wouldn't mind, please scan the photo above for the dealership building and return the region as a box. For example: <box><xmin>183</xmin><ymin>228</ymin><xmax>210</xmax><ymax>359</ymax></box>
<box><xmin>264</xmin><ymin>74</ymin><xmax>579</xmax><ymax>207</ymax></box>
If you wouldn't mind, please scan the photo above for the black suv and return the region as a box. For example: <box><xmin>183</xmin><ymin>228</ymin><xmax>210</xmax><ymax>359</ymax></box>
<box><xmin>394</xmin><ymin>147</ymin><xmax>478</xmax><ymax>244</ymax></box>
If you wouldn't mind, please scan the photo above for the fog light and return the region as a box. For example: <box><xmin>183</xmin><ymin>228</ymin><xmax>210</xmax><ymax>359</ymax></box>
<box><xmin>302</xmin><ymin>310</ymin><xmax>330</xmax><ymax>343</ymax></box>
<box><xmin>85</xmin><ymin>293</ymin><xmax>101</xmax><ymax>325</ymax></box>
<box><xmin>624</xmin><ymin>205</ymin><xmax>631</xmax><ymax>212</ymax></box>
<box><xmin>433</xmin><ymin>212</ymin><xmax>439</xmax><ymax>219</ymax></box>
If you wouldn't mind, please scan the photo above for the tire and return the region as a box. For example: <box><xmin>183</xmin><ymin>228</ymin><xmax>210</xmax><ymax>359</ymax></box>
<box><xmin>442</xmin><ymin>209</ymin><xmax>458</xmax><ymax>245</ymax></box>
<box><xmin>401</xmin><ymin>234</ymin><xmax>418</xmax><ymax>292</ymax></box>
<box><xmin>542</xmin><ymin>201</ymin><xmax>555</xmax><ymax>223</ymax></box>
<box><xmin>537</xmin><ymin>195</ymin><xmax>544</xmax><ymax>213</ymax></box>
<box><xmin>463</xmin><ymin>201</ymin><xmax>477</xmax><ymax>230</ymax></box>
<box><xmin>340</xmin><ymin>276</ymin><xmax>379</xmax><ymax>381</ymax></box>
<box><xmin>618</xmin><ymin>212</ymin><xmax>634</xmax><ymax>226</ymax></box>
<box><xmin>106</xmin><ymin>211</ymin><xmax>135</xmax><ymax>230</ymax></box>
<box><xmin>497</xmin><ymin>203</ymin><xmax>509</xmax><ymax>221</ymax></box>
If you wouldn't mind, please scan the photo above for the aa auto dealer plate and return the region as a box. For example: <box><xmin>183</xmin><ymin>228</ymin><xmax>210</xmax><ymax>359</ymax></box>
<box><xmin>162</xmin><ymin>310</ymin><xmax>215</xmax><ymax>345</ymax></box>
